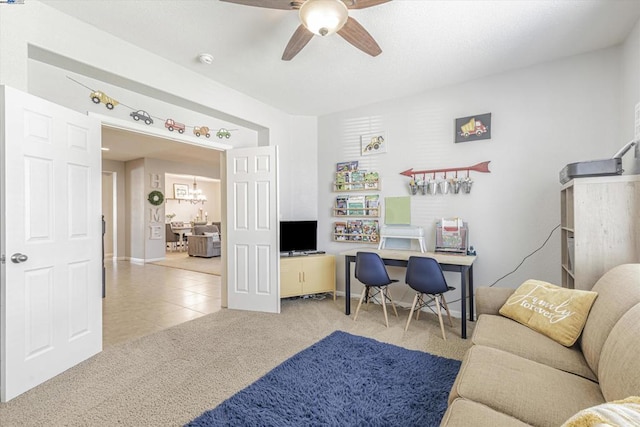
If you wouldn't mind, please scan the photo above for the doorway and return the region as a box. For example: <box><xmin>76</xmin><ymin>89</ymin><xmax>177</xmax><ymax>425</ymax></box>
<box><xmin>100</xmin><ymin>126</ymin><xmax>224</xmax><ymax>348</ymax></box>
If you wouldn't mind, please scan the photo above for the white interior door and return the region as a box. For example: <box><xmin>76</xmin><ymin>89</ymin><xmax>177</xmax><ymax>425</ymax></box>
<box><xmin>225</xmin><ymin>146</ymin><xmax>280</xmax><ymax>313</ymax></box>
<box><xmin>0</xmin><ymin>86</ymin><xmax>102</xmax><ymax>402</ymax></box>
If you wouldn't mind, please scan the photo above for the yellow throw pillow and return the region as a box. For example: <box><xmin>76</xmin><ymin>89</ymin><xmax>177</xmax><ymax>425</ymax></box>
<box><xmin>561</xmin><ymin>396</ymin><xmax>640</xmax><ymax>427</ymax></box>
<box><xmin>499</xmin><ymin>279</ymin><xmax>598</xmax><ymax>346</ymax></box>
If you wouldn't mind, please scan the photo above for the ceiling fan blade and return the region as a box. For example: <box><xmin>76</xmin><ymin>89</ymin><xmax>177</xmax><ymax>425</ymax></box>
<box><xmin>344</xmin><ymin>0</ymin><xmax>391</xmax><ymax>10</ymax></box>
<box><xmin>219</xmin><ymin>0</ymin><xmax>295</xmax><ymax>10</ymax></box>
<box><xmin>282</xmin><ymin>25</ymin><xmax>314</xmax><ymax>61</ymax></box>
<box><xmin>337</xmin><ymin>16</ymin><xmax>382</xmax><ymax>57</ymax></box>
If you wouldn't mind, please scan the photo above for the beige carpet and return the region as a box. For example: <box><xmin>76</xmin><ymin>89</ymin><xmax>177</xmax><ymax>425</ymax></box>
<box><xmin>151</xmin><ymin>252</ymin><xmax>221</xmax><ymax>276</ymax></box>
<box><xmin>0</xmin><ymin>297</ymin><xmax>474</xmax><ymax>426</ymax></box>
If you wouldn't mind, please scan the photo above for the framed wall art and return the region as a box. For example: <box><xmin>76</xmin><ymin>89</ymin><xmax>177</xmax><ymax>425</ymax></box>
<box><xmin>361</xmin><ymin>132</ymin><xmax>387</xmax><ymax>156</ymax></box>
<box><xmin>173</xmin><ymin>183</ymin><xmax>189</xmax><ymax>199</ymax></box>
<box><xmin>455</xmin><ymin>113</ymin><xmax>491</xmax><ymax>143</ymax></box>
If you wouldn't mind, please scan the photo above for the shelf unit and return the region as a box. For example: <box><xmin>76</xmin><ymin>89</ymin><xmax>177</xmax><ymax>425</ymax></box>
<box><xmin>560</xmin><ymin>175</ymin><xmax>640</xmax><ymax>290</ymax></box>
<box><xmin>332</xmin><ymin>171</ymin><xmax>380</xmax><ymax>243</ymax></box>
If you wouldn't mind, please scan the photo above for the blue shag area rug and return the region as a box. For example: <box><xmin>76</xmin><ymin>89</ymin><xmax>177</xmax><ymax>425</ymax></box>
<box><xmin>186</xmin><ymin>331</ymin><xmax>461</xmax><ymax>427</ymax></box>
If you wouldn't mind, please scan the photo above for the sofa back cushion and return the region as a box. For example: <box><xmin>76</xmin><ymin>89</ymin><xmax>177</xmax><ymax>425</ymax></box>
<box><xmin>194</xmin><ymin>225</ymin><xmax>219</xmax><ymax>235</ymax></box>
<box><xmin>597</xmin><ymin>303</ymin><xmax>640</xmax><ymax>401</ymax></box>
<box><xmin>580</xmin><ymin>264</ymin><xmax>640</xmax><ymax>376</ymax></box>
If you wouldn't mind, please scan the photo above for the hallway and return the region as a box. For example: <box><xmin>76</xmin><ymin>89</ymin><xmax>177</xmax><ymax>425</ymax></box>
<box><xmin>102</xmin><ymin>260</ymin><xmax>222</xmax><ymax>348</ymax></box>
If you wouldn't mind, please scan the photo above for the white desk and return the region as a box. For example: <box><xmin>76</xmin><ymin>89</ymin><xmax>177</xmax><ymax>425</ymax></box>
<box><xmin>341</xmin><ymin>248</ymin><xmax>476</xmax><ymax>339</ymax></box>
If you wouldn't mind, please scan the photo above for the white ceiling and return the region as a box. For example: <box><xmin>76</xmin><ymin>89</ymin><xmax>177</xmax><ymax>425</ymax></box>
<box><xmin>101</xmin><ymin>126</ymin><xmax>221</xmax><ymax>167</ymax></box>
<box><xmin>42</xmin><ymin>0</ymin><xmax>640</xmax><ymax>117</ymax></box>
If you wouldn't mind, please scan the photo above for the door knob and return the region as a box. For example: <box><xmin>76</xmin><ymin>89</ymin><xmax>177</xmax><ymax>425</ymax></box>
<box><xmin>11</xmin><ymin>253</ymin><xmax>28</xmax><ymax>263</ymax></box>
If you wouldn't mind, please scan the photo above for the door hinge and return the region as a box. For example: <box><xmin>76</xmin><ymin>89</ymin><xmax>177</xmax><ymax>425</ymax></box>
<box><xmin>1</xmin><ymin>254</ymin><xmax>5</xmax><ymax>264</ymax></box>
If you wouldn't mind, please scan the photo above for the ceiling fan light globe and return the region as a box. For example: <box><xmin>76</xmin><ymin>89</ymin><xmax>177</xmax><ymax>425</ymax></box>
<box><xmin>299</xmin><ymin>0</ymin><xmax>348</xmax><ymax>37</ymax></box>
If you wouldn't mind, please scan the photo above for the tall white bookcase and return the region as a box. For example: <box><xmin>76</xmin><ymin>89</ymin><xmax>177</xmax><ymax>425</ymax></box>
<box><xmin>560</xmin><ymin>175</ymin><xmax>640</xmax><ymax>290</ymax></box>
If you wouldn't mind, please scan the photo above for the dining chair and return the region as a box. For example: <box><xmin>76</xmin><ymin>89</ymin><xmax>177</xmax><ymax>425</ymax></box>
<box><xmin>404</xmin><ymin>256</ymin><xmax>455</xmax><ymax>340</ymax></box>
<box><xmin>165</xmin><ymin>223</ymin><xmax>180</xmax><ymax>251</ymax></box>
<box><xmin>354</xmin><ymin>251</ymin><xmax>399</xmax><ymax>327</ymax></box>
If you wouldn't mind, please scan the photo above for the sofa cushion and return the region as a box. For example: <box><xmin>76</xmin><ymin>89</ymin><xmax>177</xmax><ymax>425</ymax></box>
<box><xmin>561</xmin><ymin>396</ymin><xmax>640</xmax><ymax>427</ymax></box>
<box><xmin>580</xmin><ymin>264</ymin><xmax>640</xmax><ymax>377</ymax></box>
<box><xmin>597</xmin><ymin>303</ymin><xmax>640</xmax><ymax>402</ymax></box>
<box><xmin>441</xmin><ymin>398</ymin><xmax>532</xmax><ymax>427</ymax></box>
<box><xmin>498</xmin><ymin>279</ymin><xmax>597</xmax><ymax>346</ymax></box>
<box><xmin>449</xmin><ymin>345</ymin><xmax>605</xmax><ymax>426</ymax></box>
<box><xmin>475</xmin><ymin>287</ymin><xmax>516</xmax><ymax>316</ymax></box>
<box><xmin>472</xmin><ymin>314</ymin><xmax>596</xmax><ymax>381</ymax></box>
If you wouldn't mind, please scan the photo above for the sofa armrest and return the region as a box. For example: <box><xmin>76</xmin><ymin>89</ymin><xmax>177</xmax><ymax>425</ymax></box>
<box><xmin>476</xmin><ymin>287</ymin><xmax>516</xmax><ymax>316</ymax></box>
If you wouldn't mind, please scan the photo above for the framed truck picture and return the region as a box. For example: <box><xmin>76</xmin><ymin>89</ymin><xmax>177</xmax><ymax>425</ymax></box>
<box><xmin>455</xmin><ymin>113</ymin><xmax>491</xmax><ymax>143</ymax></box>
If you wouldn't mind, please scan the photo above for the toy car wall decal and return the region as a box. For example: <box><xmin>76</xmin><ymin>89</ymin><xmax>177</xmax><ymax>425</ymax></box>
<box><xmin>455</xmin><ymin>113</ymin><xmax>492</xmax><ymax>143</ymax></box>
<box><xmin>90</xmin><ymin>91</ymin><xmax>119</xmax><ymax>110</ymax></box>
<box><xmin>165</xmin><ymin>118</ymin><xmax>185</xmax><ymax>133</ymax></box>
<box><xmin>216</xmin><ymin>128</ymin><xmax>231</xmax><ymax>139</ymax></box>
<box><xmin>194</xmin><ymin>126</ymin><xmax>211</xmax><ymax>138</ymax></box>
<box><xmin>130</xmin><ymin>110</ymin><xmax>154</xmax><ymax>125</ymax></box>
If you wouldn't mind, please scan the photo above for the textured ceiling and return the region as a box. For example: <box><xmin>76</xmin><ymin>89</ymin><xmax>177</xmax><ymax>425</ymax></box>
<box><xmin>43</xmin><ymin>0</ymin><xmax>640</xmax><ymax>117</ymax></box>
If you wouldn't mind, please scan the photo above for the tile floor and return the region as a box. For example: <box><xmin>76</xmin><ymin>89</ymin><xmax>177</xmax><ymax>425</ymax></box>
<box><xmin>102</xmin><ymin>255</ymin><xmax>222</xmax><ymax>348</ymax></box>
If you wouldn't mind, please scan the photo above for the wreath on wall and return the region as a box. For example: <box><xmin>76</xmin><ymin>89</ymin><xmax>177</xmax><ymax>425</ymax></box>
<box><xmin>147</xmin><ymin>190</ymin><xmax>164</xmax><ymax>206</ymax></box>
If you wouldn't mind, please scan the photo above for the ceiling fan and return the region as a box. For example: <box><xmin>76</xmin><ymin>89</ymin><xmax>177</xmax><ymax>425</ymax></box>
<box><xmin>220</xmin><ymin>0</ymin><xmax>390</xmax><ymax>60</ymax></box>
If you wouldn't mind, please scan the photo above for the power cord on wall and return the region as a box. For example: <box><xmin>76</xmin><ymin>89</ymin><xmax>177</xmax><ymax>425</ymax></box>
<box><xmin>446</xmin><ymin>223</ymin><xmax>561</xmax><ymax>304</ymax></box>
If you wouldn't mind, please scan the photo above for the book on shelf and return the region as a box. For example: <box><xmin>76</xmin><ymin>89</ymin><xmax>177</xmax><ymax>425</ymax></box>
<box><xmin>361</xmin><ymin>219</ymin><xmax>379</xmax><ymax>243</ymax></box>
<box><xmin>347</xmin><ymin>195</ymin><xmax>365</xmax><ymax>216</ymax></box>
<box><xmin>336</xmin><ymin>161</ymin><xmax>358</xmax><ymax>172</ymax></box>
<box><xmin>335</xmin><ymin>196</ymin><xmax>348</xmax><ymax>214</ymax></box>
<box><xmin>335</xmin><ymin>171</ymin><xmax>350</xmax><ymax>190</ymax></box>
<box><xmin>347</xmin><ymin>170</ymin><xmax>364</xmax><ymax>190</ymax></box>
<box><xmin>334</xmin><ymin>221</ymin><xmax>347</xmax><ymax>241</ymax></box>
<box><xmin>365</xmin><ymin>195</ymin><xmax>380</xmax><ymax>216</ymax></box>
<box><xmin>347</xmin><ymin>220</ymin><xmax>364</xmax><ymax>241</ymax></box>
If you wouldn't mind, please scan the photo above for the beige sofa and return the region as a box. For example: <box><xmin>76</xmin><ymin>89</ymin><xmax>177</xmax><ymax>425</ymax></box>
<box><xmin>441</xmin><ymin>263</ymin><xmax>640</xmax><ymax>426</ymax></box>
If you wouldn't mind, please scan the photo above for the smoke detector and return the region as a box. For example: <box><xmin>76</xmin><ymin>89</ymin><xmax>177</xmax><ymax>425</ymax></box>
<box><xmin>198</xmin><ymin>53</ymin><xmax>214</xmax><ymax>65</ymax></box>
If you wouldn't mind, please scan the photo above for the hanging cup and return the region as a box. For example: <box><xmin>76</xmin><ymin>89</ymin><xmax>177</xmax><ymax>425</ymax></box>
<box><xmin>462</xmin><ymin>177</ymin><xmax>473</xmax><ymax>194</ymax></box>
<box><xmin>438</xmin><ymin>179</ymin><xmax>450</xmax><ymax>194</ymax></box>
<box><xmin>451</xmin><ymin>178</ymin><xmax>461</xmax><ymax>194</ymax></box>
<box><xmin>427</xmin><ymin>179</ymin><xmax>437</xmax><ymax>195</ymax></box>
<box><xmin>409</xmin><ymin>184</ymin><xmax>418</xmax><ymax>195</ymax></box>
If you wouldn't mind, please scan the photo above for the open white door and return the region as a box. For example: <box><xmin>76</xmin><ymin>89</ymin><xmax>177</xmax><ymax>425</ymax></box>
<box><xmin>0</xmin><ymin>86</ymin><xmax>102</xmax><ymax>402</ymax></box>
<box><xmin>225</xmin><ymin>146</ymin><xmax>280</xmax><ymax>313</ymax></box>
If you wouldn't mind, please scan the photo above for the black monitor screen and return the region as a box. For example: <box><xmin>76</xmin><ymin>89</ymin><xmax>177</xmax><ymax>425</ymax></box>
<box><xmin>280</xmin><ymin>220</ymin><xmax>317</xmax><ymax>253</ymax></box>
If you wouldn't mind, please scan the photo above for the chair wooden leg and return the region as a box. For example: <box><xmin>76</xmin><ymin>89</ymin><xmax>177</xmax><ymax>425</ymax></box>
<box><xmin>354</xmin><ymin>287</ymin><xmax>368</xmax><ymax>322</ymax></box>
<box><xmin>381</xmin><ymin>287</ymin><xmax>389</xmax><ymax>327</ymax></box>
<box><xmin>405</xmin><ymin>293</ymin><xmax>419</xmax><ymax>331</ymax></box>
<box><xmin>434</xmin><ymin>295</ymin><xmax>447</xmax><ymax>340</ymax></box>
<box><xmin>386</xmin><ymin>287</ymin><xmax>398</xmax><ymax>317</ymax></box>
<box><xmin>441</xmin><ymin>295</ymin><xmax>454</xmax><ymax>327</ymax></box>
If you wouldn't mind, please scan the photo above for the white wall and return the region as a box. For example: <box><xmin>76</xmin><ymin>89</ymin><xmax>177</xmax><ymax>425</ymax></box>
<box><xmin>164</xmin><ymin>177</ymin><xmax>221</xmax><ymax>224</ymax></box>
<box><xmin>125</xmin><ymin>159</ymin><xmax>146</xmax><ymax>262</ymax></box>
<box><xmin>318</xmin><ymin>47</ymin><xmax>625</xmax><ymax>311</ymax></box>
<box><xmin>101</xmin><ymin>172</ymin><xmax>114</xmax><ymax>256</ymax></box>
<box><xmin>102</xmin><ymin>159</ymin><xmax>126</xmax><ymax>259</ymax></box>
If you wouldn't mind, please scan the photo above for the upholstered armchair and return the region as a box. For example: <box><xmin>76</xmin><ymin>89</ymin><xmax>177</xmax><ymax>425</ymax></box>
<box><xmin>188</xmin><ymin>225</ymin><xmax>221</xmax><ymax>257</ymax></box>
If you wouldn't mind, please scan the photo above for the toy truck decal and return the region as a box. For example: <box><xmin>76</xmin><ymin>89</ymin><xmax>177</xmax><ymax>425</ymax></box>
<box><xmin>90</xmin><ymin>91</ymin><xmax>119</xmax><ymax>110</ymax></box>
<box><xmin>459</xmin><ymin>118</ymin><xmax>488</xmax><ymax>137</ymax></box>
<box><xmin>165</xmin><ymin>119</ymin><xmax>185</xmax><ymax>133</ymax></box>
<box><xmin>193</xmin><ymin>126</ymin><xmax>210</xmax><ymax>138</ymax></box>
